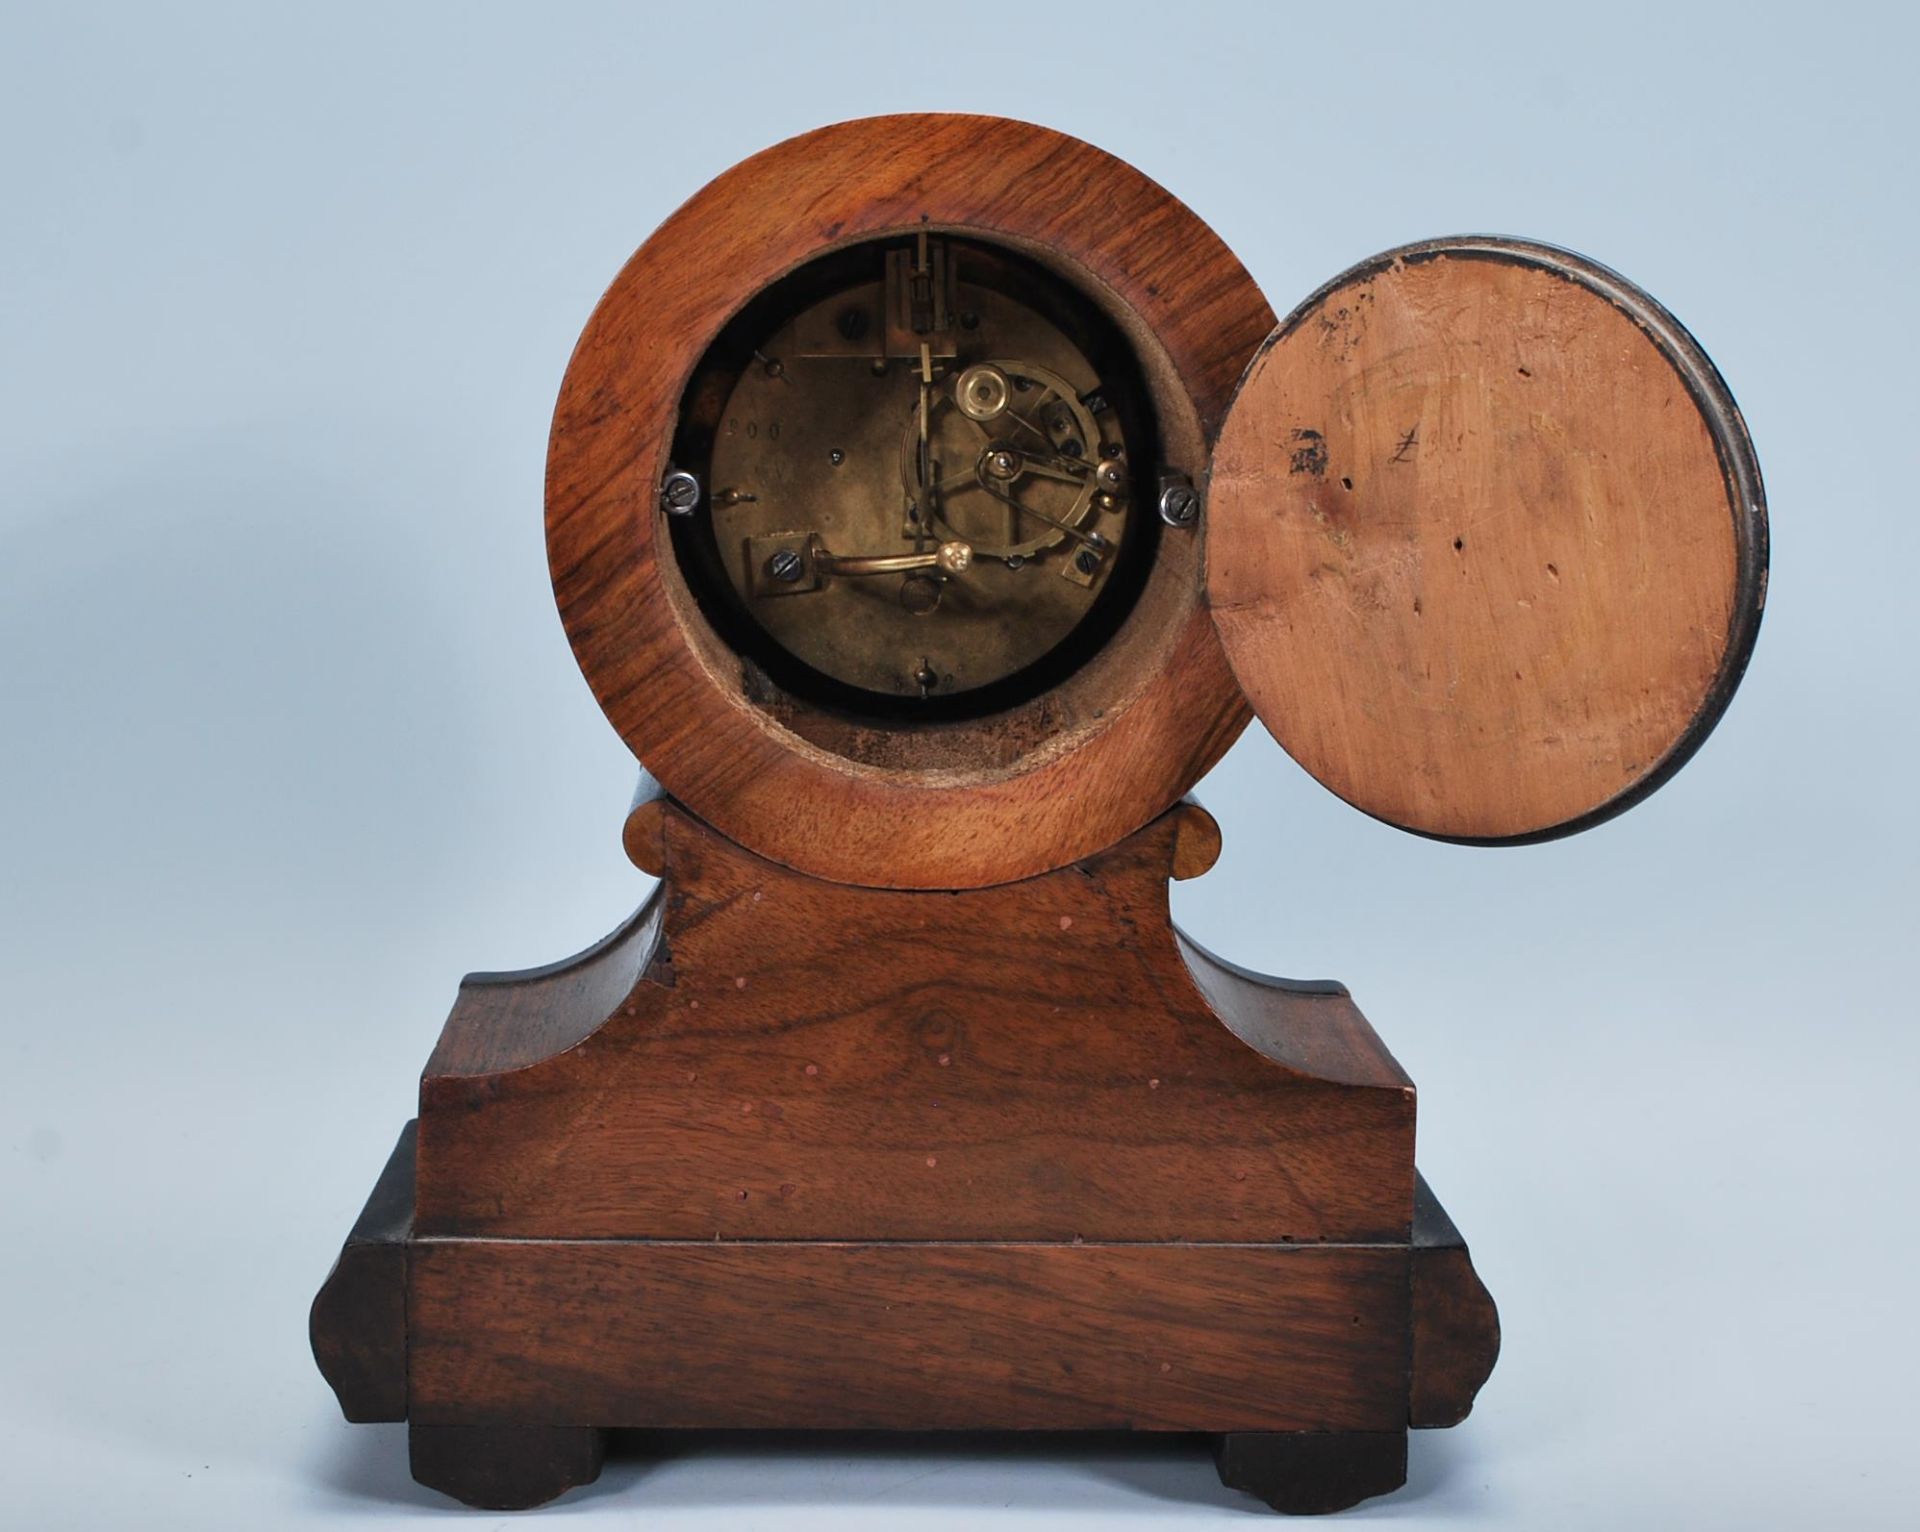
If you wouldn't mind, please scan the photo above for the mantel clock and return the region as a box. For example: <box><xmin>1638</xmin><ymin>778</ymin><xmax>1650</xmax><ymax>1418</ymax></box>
<box><xmin>311</xmin><ymin>115</ymin><xmax>1766</xmax><ymax>1514</ymax></box>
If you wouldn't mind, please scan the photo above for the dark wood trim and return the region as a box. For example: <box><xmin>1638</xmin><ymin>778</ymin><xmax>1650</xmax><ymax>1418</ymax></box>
<box><xmin>1410</xmin><ymin>1173</ymin><xmax>1502</xmax><ymax>1428</ymax></box>
<box><xmin>308</xmin><ymin>1121</ymin><xmax>414</xmax><ymax>1424</ymax></box>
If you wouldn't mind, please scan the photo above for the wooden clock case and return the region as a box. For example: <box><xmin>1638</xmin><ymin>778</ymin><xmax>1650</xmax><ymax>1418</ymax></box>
<box><xmin>311</xmin><ymin>115</ymin><xmax>1765</xmax><ymax>1513</ymax></box>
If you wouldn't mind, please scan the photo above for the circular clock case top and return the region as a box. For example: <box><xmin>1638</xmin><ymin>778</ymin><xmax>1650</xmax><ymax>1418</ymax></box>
<box><xmin>546</xmin><ymin>115</ymin><xmax>1271</xmax><ymax>890</ymax></box>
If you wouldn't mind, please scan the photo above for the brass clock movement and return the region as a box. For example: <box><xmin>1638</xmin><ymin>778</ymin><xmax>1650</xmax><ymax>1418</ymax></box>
<box><xmin>678</xmin><ymin>231</ymin><xmax>1154</xmax><ymax>709</ymax></box>
<box><xmin>313</xmin><ymin>115</ymin><xmax>1766</xmax><ymax>1514</ymax></box>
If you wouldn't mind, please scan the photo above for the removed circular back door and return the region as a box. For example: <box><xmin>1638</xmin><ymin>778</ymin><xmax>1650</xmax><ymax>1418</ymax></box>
<box><xmin>1206</xmin><ymin>237</ymin><xmax>1767</xmax><ymax>842</ymax></box>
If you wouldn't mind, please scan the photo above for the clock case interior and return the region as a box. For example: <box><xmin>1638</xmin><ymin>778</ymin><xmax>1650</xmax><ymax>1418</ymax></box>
<box><xmin>666</xmin><ymin>233</ymin><xmax>1163</xmax><ymax>723</ymax></box>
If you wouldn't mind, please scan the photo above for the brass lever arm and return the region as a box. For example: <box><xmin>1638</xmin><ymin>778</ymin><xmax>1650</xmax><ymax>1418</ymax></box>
<box><xmin>815</xmin><ymin>539</ymin><xmax>973</xmax><ymax>577</ymax></box>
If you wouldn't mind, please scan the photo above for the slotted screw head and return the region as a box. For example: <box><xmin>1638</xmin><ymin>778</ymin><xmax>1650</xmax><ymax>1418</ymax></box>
<box><xmin>661</xmin><ymin>470</ymin><xmax>701</xmax><ymax>515</ymax></box>
<box><xmin>1159</xmin><ymin>483</ymin><xmax>1200</xmax><ymax>527</ymax></box>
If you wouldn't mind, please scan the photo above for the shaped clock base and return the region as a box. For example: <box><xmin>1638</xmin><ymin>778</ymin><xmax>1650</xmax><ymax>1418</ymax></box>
<box><xmin>312</xmin><ymin>1124</ymin><xmax>1492</xmax><ymax>1513</ymax></box>
<box><xmin>311</xmin><ymin>796</ymin><xmax>1498</xmax><ymax>1512</ymax></box>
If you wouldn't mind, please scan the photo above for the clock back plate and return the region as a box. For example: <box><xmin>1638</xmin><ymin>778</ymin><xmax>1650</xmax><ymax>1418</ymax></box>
<box><xmin>1205</xmin><ymin>237</ymin><xmax>1767</xmax><ymax>843</ymax></box>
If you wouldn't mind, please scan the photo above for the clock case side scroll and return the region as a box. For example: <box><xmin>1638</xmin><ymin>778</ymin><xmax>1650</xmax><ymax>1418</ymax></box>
<box><xmin>313</xmin><ymin>783</ymin><xmax>1500</xmax><ymax>1513</ymax></box>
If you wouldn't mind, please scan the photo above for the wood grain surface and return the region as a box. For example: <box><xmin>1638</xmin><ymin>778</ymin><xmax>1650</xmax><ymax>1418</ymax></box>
<box><xmin>407</xmin><ymin>1239</ymin><xmax>1410</xmax><ymax>1433</ymax></box>
<box><xmin>546</xmin><ymin>114</ymin><xmax>1272</xmax><ymax>889</ymax></box>
<box><xmin>414</xmin><ymin>799</ymin><xmax>1416</xmax><ymax>1243</ymax></box>
<box><xmin>1208</xmin><ymin>238</ymin><xmax>1766</xmax><ymax>842</ymax></box>
<box><xmin>316</xmin><ymin>1126</ymin><xmax>1501</xmax><ymax>1479</ymax></box>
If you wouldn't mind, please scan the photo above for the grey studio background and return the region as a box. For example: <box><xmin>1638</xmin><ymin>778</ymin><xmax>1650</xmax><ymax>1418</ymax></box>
<box><xmin>2</xmin><ymin>3</ymin><xmax>1914</xmax><ymax>1529</ymax></box>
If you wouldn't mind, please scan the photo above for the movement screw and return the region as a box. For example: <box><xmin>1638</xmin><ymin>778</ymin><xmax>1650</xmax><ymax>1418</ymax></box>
<box><xmin>1159</xmin><ymin>482</ymin><xmax>1201</xmax><ymax>527</ymax></box>
<box><xmin>661</xmin><ymin>470</ymin><xmax>701</xmax><ymax>516</ymax></box>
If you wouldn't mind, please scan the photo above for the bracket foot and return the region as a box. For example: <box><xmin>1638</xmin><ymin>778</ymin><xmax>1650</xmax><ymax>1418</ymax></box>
<box><xmin>409</xmin><ymin>1423</ymin><xmax>606</xmax><ymax>1510</ymax></box>
<box><xmin>1213</xmin><ymin>1430</ymin><xmax>1408</xmax><ymax>1515</ymax></box>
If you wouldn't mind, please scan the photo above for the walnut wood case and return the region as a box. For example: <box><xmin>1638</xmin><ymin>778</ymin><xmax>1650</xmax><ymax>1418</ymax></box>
<box><xmin>312</xmin><ymin>113</ymin><xmax>1763</xmax><ymax>1515</ymax></box>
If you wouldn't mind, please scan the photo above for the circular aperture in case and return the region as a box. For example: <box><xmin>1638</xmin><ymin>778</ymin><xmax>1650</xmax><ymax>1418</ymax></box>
<box><xmin>667</xmin><ymin>234</ymin><xmax>1160</xmax><ymax>721</ymax></box>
